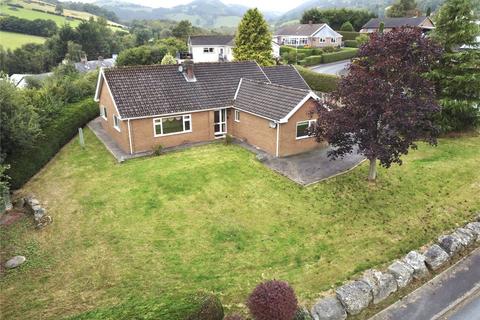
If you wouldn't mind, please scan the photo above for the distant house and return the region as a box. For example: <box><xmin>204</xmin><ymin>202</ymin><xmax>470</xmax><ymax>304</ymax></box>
<box><xmin>360</xmin><ymin>16</ymin><xmax>435</xmax><ymax>33</ymax></box>
<box><xmin>187</xmin><ymin>35</ymin><xmax>281</xmax><ymax>63</ymax></box>
<box><xmin>274</xmin><ymin>22</ymin><xmax>342</xmax><ymax>48</ymax></box>
<box><xmin>74</xmin><ymin>55</ymin><xmax>117</xmax><ymax>73</ymax></box>
<box><xmin>94</xmin><ymin>61</ymin><xmax>326</xmax><ymax>158</ymax></box>
<box><xmin>8</xmin><ymin>72</ymin><xmax>52</xmax><ymax>89</ymax></box>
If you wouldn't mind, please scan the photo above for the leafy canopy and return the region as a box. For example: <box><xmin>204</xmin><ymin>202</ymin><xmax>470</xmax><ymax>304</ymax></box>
<box><xmin>233</xmin><ymin>8</ymin><xmax>274</xmax><ymax>66</ymax></box>
<box><xmin>301</xmin><ymin>8</ymin><xmax>376</xmax><ymax>31</ymax></box>
<box><xmin>387</xmin><ymin>0</ymin><xmax>418</xmax><ymax>17</ymax></box>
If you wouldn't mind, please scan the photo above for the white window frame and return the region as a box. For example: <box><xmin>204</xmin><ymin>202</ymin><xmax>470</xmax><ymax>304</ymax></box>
<box><xmin>100</xmin><ymin>105</ymin><xmax>107</xmax><ymax>120</ymax></box>
<box><xmin>234</xmin><ymin>110</ymin><xmax>240</xmax><ymax>122</ymax></box>
<box><xmin>296</xmin><ymin>120</ymin><xmax>315</xmax><ymax>140</ymax></box>
<box><xmin>319</xmin><ymin>37</ymin><xmax>326</xmax><ymax>43</ymax></box>
<box><xmin>113</xmin><ymin>114</ymin><xmax>121</xmax><ymax>132</ymax></box>
<box><xmin>203</xmin><ymin>47</ymin><xmax>214</xmax><ymax>53</ymax></box>
<box><xmin>153</xmin><ymin>114</ymin><xmax>192</xmax><ymax>137</ymax></box>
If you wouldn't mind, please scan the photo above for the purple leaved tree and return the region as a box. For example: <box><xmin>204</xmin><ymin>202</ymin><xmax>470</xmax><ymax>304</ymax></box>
<box><xmin>311</xmin><ymin>27</ymin><xmax>443</xmax><ymax>181</ymax></box>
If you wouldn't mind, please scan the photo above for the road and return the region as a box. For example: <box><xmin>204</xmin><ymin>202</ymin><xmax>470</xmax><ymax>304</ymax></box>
<box><xmin>310</xmin><ymin>59</ymin><xmax>351</xmax><ymax>76</ymax></box>
<box><xmin>369</xmin><ymin>248</ymin><xmax>480</xmax><ymax>320</ymax></box>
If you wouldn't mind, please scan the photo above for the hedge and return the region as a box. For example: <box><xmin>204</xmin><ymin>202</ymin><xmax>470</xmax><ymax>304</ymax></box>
<box><xmin>295</xmin><ymin>66</ymin><xmax>339</xmax><ymax>92</ymax></box>
<box><xmin>338</xmin><ymin>31</ymin><xmax>360</xmax><ymax>41</ymax></box>
<box><xmin>301</xmin><ymin>55</ymin><xmax>323</xmax><ymax>66</ymax></box>
<box><xmin>7</xmin><ymin>98</ymin><xmax>98</xmax><ymax>189</ymax></box>
<box><xmin>344</xmin><ymin>40</ymin><xmax>358</xmax><ymax>48</ymax></box>
<box><xmin>321</xmin><ymin>48</ymin><xmax>358</xmax><ymax>64</ymax></box>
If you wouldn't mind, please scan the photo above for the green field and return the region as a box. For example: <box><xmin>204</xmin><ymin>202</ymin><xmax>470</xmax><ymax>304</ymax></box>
<box><xmin>1</xmin><ymin>129</ymin><xmax>479</xmax><ymax>319</ymax></box>
<box><xmin>0</xmin><ymin>30</ymin><xmax>46</xmax><ymax>49</ymax></box>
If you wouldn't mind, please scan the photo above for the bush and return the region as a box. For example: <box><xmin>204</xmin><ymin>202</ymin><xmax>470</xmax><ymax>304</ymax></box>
<box><xmin>7</xmin><ymin>99</ymin><xmax>99</xmax><ymax>189</ymax></box>
<box><xmin>225</xmin><ymin>315</ymin><xmax>245</xmax><ymax>320</ymax></box>
<box><xmin>321</xmin><ymin>48</ymin><xmax>358</xmax><ymax>63</ymax></box>
<box><xmin>224</xmin><ymin>134</ymin><xmax>233</xmax><ymax>145</ymax></box>
<box><xmin>344</xmin><ymin>40</ymin><xmax>358</xmax><ymax>48</ymax></box>
<box><xmin>153</xmin><ymin>144</ymin><xmax>163</xmax><ymax>156</ymax></box>
<box><xmin>338</xmin><ymin>31</ymin><xmax>360</xmax><ymax>40</ymax></box>
<box><xmin>293</xmin><ymin>307</ymin><xmax>313</xmax><ymax>320</ymax></box>
<box><xmin>301</xmin><ymin>55</ymin><xmax>323</xmax><ymax>66</ymax></box>
<box><xmin>340</xmin><ymin>21</ymin><xmax>354</xmax><ymax>31</ymax></box>
<box><xmin>295</xmin><ymin>66</ymin><xmax>339</xmax><ymax>92</ymax></box>
<box><xmin>247</xmin><ymin>280</ymin><xmax>298</xmax><ymax>320</ymax></box>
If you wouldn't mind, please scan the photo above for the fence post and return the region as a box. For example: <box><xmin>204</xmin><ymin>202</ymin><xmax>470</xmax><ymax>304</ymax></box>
<box><xmin>79</xmin><ymin>128</ymin><xmax>85</xmax><ymax>147</ymax></box>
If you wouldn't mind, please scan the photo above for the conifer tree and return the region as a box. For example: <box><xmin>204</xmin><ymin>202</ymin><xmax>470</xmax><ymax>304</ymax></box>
<box><xmin>233</xmin><ymin>8</ymin><xmax>274</xmax><ymax>66</ymax></box>
<box><xmin>160</xmin><ymin>53</ymin><xmax>177</xmax><ymax>65</ymax></box>
<box><xmin>429</xmin><ymin>0</ymin><xmax>480</xmax><ymax>131</ymax></box>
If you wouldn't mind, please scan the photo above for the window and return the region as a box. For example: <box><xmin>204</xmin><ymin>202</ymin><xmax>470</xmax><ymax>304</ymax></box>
<box><xmin>100</xmin><ymin>105</ymin><xmax>107</xmax><ymax>120</ymax></box>
<box><xmin>203</xmin><ymin>48</ymin><xmax>214</xmax><ymax>53</ymax></box>
<box><xmin>113</xmin><ymin>115</ymin><xmax>120</xmax><ymax>131</ymax></box>
<box><xmin>154</xmin><ymin>114</ymin><xmax>192</xmax><ymax>136</ymax></box>
<box><xmin>296</xmin><ymin>120</ymin><xmax>315</xmax><ymax>139</ymax></box>
<box><xmin>319</xmin><ymin>38</ymin><xmax>326</xmax><ymax>43</ymax></box>
<box><xmin>299</xmin><ymin>37</ymin><xmax>308</xmax><ymax>45</ymax></box>
<box><xmin>234</xmin><ymin>110</ymin><xmax>240</xmax><ymax>122</ymax></box>
<box><xmin>331</xmin><ymin>38</ymin><xmax>336</xmax><ymax>43</ymax></box>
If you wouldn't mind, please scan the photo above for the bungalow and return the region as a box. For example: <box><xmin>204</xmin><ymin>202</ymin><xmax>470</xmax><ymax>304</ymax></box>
<box><xmin>274</xmin><ymin>22</ymin><xmax>342</xmax><ymax>48</ymax></box>
<box><xmin>360</xmin><ymin>16</ymin><xmax>435</xmax><ymax>33</ymax></box>
<box><xmin>187</xmin><ymin>35</ymin><xmax>281</xmax><ymax>63</ymax></box>
<box><xmin>94</xmin><ymin>61</ymin><xmax>326</xmax><ymax>158</ymax></box>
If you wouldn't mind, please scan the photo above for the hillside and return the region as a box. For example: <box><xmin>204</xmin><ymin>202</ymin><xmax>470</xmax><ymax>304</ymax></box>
<box><xmin>0</xmin><ymin>30</ymin><xmax>46</xmax><ymax>49</ymax></box>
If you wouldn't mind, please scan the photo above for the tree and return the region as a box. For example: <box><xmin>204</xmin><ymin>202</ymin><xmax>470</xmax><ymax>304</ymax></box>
<box><xmin>355</xmin><ymin>34</ymin><xmax>369</xmax><ymax>45</ymax></box>
<box><xmin>301</xmin><ymin>8</ymin><xmax>377</xmax><ymax>31</ymax></box>
<box><xmin>426</xmin><ymin>7</ymin><xmax>432</xmax><ymax>16</ymax></box>
<box><xmin>387</xmin><ymin>0</ymin><xmax>418</xmax><ymax>17</ymax></box>
<box><xmin>160</xmin><ymin>53</ymin><xmax>177</xmax><ymax>65</ymax></box>
<box><xmin>65</xmin><ymin>41</ymin><xmax>83</xmax><ymax>62</ymax></box>
<box><xmin>340</xmin><ymin>21</ymin><xmax>354</xmax><ymax>31</ymax></box>
<box><xmin>310</xmin><ymin>28</ymin><xmax>442</xmax><ymax>181</ymax></box>
<box><xmin>116</xmin><ymin>45</ymin><xmax>168</xmax><ymax>66</ymax></box>
<box><xmin>171</xmin><ymin>20</ymin><xmax>193</xmax><ymax>40</ymax></box>
<box><xmin>428</xmin><ymin>0</ymin><xmax>480</xmax><ymax>131</ymax></box>
<box><xmin>233</xmin><ymin>8</ymin><xmax>274</xmax><ymax>66</ymax></box>
<box><xmin>55</xmin><ymin>3</ymin><xmax>63</xmax><ymax>15</ymax></box>
<box><xmin>379</xmin><ymin>21</ymin><xmax>385</xmax><ymax>33</ymax></box>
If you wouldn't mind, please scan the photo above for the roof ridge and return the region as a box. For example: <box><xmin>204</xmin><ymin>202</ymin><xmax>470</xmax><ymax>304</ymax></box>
<box><xmin>241</xmin><ymin>78</ymin><xmax>311</xmax><ymax>93</ymax></box>
<box><xmin>104</xmin><ymin>60</ymin><xmax>259</xmax><ymax>72</ymax></box>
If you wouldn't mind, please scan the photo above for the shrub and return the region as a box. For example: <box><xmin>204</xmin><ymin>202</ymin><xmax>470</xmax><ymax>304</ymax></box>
<box><xmin>247</xmin><ymin>280</ymin><xmax>298</xmax><ymax>320</ymax></box>
<box><xmin>186</xmin><ymin>292</ymin><xmax>224</xmax><ymax>320</ymax></box>
<box><xmin>301</xmin><ymin>55</ymin><xmax>323</xmax><ymax>66</ymax></box>
<box><xmin>355</xmin><ymin>34</ymin><xmax>370</xmax><ymax>46</ymax></box>
<box><xmin>321</xmin><ymin>48</ymin><xmax>358</xmax><ymax>64</ymax></box>
<box><xmin>344</xmin><ymin>40</ymin><xmax>358</xmax><ymax>48</ymax></box>
<box><xmin>225</xmin><ymin>315</ymin><xmax>245</xmax><ymax>320</ymax></box>
<box><xmin>6</xmin><ymin>99</ymin><xmax>99</xmax><ymax>189</ymax></box>
<box><xmin>340</xmin><ymin>21</ymin><xmax>354</xmax><ymax>31</ymax></box>
<box><xmin>338</xmin><ymin>31</ymin><xmax>360</xmax><ymax>40</ymax></box>
<box><xmin>224</xmin><ymin>134</ymin><xmax>233</xmax><ymax>145</ymax></box>
<box><xmin>293</xmin><ymin>307</ymin><xmax>313</xmax><ymax>320</ymax></box>
<box><xmin>295</xmin><ymin>66</ymin><xmax>339</xmax><ymax>92</ymax></box>
<box><xmin>153</xmin><ymin>144</ymin><xmax>163</xmax><ymax>156</ymax></box>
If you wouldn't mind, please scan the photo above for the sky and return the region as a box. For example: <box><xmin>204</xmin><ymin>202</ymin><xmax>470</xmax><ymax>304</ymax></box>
<box><xmin>71</xmin><ymin>0</ymin><xmax>310</xmax><ymax>12</ymax></box>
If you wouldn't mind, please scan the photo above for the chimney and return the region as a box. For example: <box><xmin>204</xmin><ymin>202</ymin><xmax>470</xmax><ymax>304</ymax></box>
<box><xmin>182</xmin><ymin>60</ymin><xmax>196</xmax><ymax>82</ymax></box>
<box><xmin>80</xmin><ymin>55</ymin><xmax>87</xmax><ymax>64</ymax></box>
<box><xmin>309</xmin><ymin>20</ymin><xmax>313</xmax><ymax>25</ymax></box>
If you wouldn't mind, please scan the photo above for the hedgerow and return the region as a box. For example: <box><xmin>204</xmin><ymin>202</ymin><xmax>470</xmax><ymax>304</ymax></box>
<box><xmin>295</xmin><ymin>66</ymin><xmax>339</xmax><ymax>92</ymax></box>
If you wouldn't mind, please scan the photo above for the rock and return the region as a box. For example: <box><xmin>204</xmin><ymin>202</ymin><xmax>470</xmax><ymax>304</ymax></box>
<box><xmin>362</xmin><ymin>269</ymin><xmax>397</xmax><ymax>304</ymax></box>
<box><xmin>336</xmin><ymin>281</ymin><xmax>372</xmax><ymax>315</ymax></box>
<box><xmin>423</xmin><ymin>244</ymin><xmax>450</xmax><ymax>271</ymax></box>
<box><xmin>33</xmin><ymin>208</ymin><xmax>45</xmax><ymax>221</ymax></box>
<box><xmin>29</xmin><ymin>198</ymin><xmax>40</xmax><ymax>206</ymax></box>
<box><xmin>387</xmin><ymin>260</ymin><xmax>414</xmax><ymax>288</ymax></box>
<box><xmin>476</xmin><ymin>213</ymin><xmax>480</xmax><ymax>222</ymax></box>
<box><xmin>403</xmin><ymin>251</ymin><xmax>429</xmax><ymax>279</ymax></box>
<box><xmin>12</xmin><ymin>198</ymin><xmax>25</xmax><ymax>209</ymax></box>
<box><xmin>4</xmin><ymin>256</ymin><xmax>26</xmax><ymax>269</ymax></box>
<box><xmin>294</xmin><ymin>306</ymin><xmax>313</xmax><ymax>320</ymax></box>
<box><xmin>465</xmin><ymin>222</ymin><xmax>480</xmax><ymax>241</ymax></box>
<box><xmin>438</xmin><ymin>234</ymin><xmax>464</xmax><ymax>256</ymax></box>
<box><xmin>453</xmin><ymin>228</ymin><xmax>475</xmax><ymax>247</ymax></box>
<box><xmin>256</xmin><ymin>153</ymin><xmax>268</xmax><ymax>162</ymax></box>
<box><xmin>311</xmin><ymin>296</ymin><xmax>347</xmax><ymax>320</ymax></box>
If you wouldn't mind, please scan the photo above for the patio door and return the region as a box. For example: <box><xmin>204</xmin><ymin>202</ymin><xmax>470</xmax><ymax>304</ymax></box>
<box><xmin>214</xmin><ymin>108</ymin><xmax>227</xmax><ymax>137</ymax></box>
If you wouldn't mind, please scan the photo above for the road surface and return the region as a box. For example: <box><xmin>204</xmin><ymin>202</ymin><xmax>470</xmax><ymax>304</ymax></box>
<box><xmin>310</xmin><ymin>60</ymin><xmax>351</xmax><ymax>76</ymax></box>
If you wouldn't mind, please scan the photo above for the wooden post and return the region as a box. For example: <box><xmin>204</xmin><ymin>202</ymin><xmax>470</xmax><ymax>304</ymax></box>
<box><xmin>79</xmin><ymin>128</ymin><xmax>85</xmax><ymax>147</ymax></box>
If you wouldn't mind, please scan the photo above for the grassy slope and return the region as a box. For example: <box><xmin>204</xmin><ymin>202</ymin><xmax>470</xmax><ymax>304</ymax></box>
<box><xmin>0</xmin><ymin>4</ymin><xmax>81</xmax><ymax>27</ymax></box>
<box><xmin>0</xmin><ymin>30</ymin><xmax>46</xmax><ymax>49</ymax></box>
<box><xmin>0</xmin><ymin>129</ymin><xmax>479</xmax><ymax>319</ymax></box>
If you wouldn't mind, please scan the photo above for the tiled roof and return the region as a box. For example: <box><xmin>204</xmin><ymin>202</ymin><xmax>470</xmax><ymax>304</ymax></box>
<box><xmin>261</xmin><ymin>65</ymin><xmax>310</xmax><ymax>90</ymax></box>
<box><xmin>189</xmin><ymin>35</ymin><xmax>234</xmax><ymax>46</ymax></box>
<box><xmin>275</xmin><ymin>23</ymin><xmax>325</xmax><ymax>36</ymax></box>
<box><xmin>234</xmin><ymin>79</ymin><xmax>314</xmax><ymax>121</ymax></box>
<box><xmin>362</xmin><ymin>17</ymin><xmax>431</xmax><ymax>29</ymax></box>
<box><xmin>75</xmin><ymin>58</ymin><xmax>116</xmax><ymax>73</ymax></box>
<box><xmin>102</xmin><ymin>61</ymin><xmax>269</xmax><ymax>119</ymax></box>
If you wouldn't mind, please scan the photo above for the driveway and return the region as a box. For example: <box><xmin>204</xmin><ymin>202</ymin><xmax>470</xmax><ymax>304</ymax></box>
<box><xmin>310</xmin><ymin>59</ymin><xmax>351</xmax><ymax>76</ymax></box>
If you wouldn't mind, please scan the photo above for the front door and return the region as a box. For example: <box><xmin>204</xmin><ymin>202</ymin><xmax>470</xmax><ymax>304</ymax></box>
<box><xmin>214</xmin><ymin>109</ymin><xmax>227</xmax><ymax>137</ymax></box>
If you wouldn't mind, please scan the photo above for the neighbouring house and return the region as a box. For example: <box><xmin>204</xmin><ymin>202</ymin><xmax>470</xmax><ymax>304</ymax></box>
<box><xmin>187</xmin><ymin>35</ymin><xmax>281</xmax><ymax>63</ymax></box>
<box><xmin>8</xmin><ymin>72</ymin><xmax>52</xmax><ymax>89</ymax></box>
<box><xmin>360</xmin><ymin>16</ymin><xmax>435</xmax><ymax>33</ymax></box>
<box><xmin>273</xmin><ymin>22</ymin><xmax>342</xmax><ymax>48</ymax></box>
<box><xmin>74</xmin><ymin>54</ymin><xmax>117</xmax><ymax>73</ymax></box>
<box><xmin>94</xmin><ymin>61</ymin><xmax>327</xmax><ymax>158</ymax></box>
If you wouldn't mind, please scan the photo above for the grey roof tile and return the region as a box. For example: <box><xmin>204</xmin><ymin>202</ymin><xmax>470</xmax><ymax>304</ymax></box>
<box><xmin>189</xmin><ymin>35</ymin><xmax>234</xmax><ymax>46</ymax></box>
<box><xmin>261</xmin><ymin>65</ymin><xmax>310</xmax><ymax>90</ymax></box>
<box><xmin>275</xmin><ymin>23</ymin><xmax>325</xmax><ymax>36</ymax></box>
<box><xmin>362</xmin><ymin>17</ymin><xmax>430</xmax><ymax>29</ymax></box>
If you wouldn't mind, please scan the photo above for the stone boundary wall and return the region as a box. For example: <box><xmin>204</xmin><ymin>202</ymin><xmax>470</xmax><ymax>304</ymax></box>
<box><xmin>310</xmin><ymin>214</ymin><xmax>480</xmax><ymax>320</ymax></box>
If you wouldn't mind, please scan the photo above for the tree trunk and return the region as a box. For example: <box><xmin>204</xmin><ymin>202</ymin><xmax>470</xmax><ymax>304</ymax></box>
<box><xmin>368</xmin><ymin>158</ymin><xmax>377</xmax><ymax>181</ymax></box>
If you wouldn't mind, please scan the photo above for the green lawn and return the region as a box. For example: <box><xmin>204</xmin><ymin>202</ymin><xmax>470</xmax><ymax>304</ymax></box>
<box><xmin>0</xmin><ymin>3</ymin><xmax>81</xmax><ymax>27</ymax></box>
<box><xmin>0</xmin><ymin>30</ymin><xmax>46</xmax><ymax>49</ymax></box>
<box><xmin>1</xmin><ymin>129</ymin><xmax>479</xmax><ymax>319</ymax></box>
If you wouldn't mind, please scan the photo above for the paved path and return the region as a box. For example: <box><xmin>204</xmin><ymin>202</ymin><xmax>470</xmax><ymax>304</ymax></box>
<box><xmin>370</xmin><ymin>248</ymin><xmax>480</xmax><ymax>320</ymax></box>
<box><xmin>310</xmin><ymin>60</ymin><xmax>351</xmax><ymax>76</ymax></box>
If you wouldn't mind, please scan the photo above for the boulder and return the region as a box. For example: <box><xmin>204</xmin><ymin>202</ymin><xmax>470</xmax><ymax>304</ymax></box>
<box><xmin>362</xmin><ymin>269</ymin><xmax>397</xmax><ymax>304</ymax></box>
<box><xmin>453</xmin><ymin>228</ymin><xmax>475</xmax><ymax>247</ymax></box>
<box><xmin>12</xmin><ymin>198</ymin><xmax>25</xmax><ymax>209</ymax></box>
<box><xmin>4</xmin><ymin>256</ymin><xmax>26</xmax><ymax>269</ymax></box>
<box><xmin>335</xmin><ymin>281</ymin><xmax>372</xmax><ymax>315</ymax></box>
<box><xmin>403</xmin><ymin>251</ymin><xmax>429</xmax><ymax>279</ymax></box>
<box><xmin>34</xmin><ymin>208</ymin><xmax>46</xmax><ymax>222</ymax></box>
<box><xmin>465</xmin><ymin>222</ymin><xmax>480</xmax><ymax>241</ymax></box>
<box><xmin>387</xmin><ymin>260</ymin><xmax>414</xmax><ymax>288</ymax></box>
<box><xmin>438</xmin><ymin>234</ymin><xmax>463</xmax><ymax>256</ymax></box>
<box><xmin>256</xmin><ymin>154</ymin><xmax>268</xmax><ymax>162</ymax></box>
<box><xmin>28</xmin><ymin>198</ymin><xmax>40</xmax><ymax>206</ymax></box>
<box><xmin>423</xmin><ymin>244</ymin><xmax>450</xmax><ymax>271</ymax></box>
<box><xmin>311</xmin><ymin>296</ymin><xmax>347</xmax><ymax>320</ymax></box>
